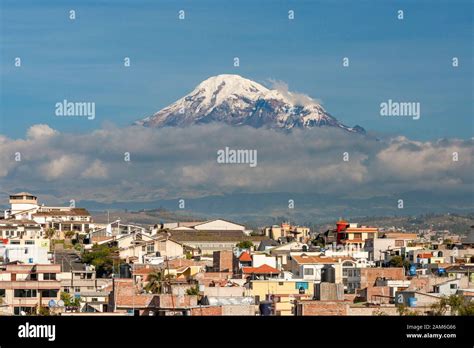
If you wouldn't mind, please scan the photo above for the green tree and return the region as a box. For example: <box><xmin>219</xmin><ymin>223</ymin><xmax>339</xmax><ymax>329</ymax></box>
<box><xmin>389</xmin><ymin>256</ymin><xmax>410</xmax><ymax>268</ymax></box>
<box><xmin>236</xmin><ymin>240</ymin><xmax>253</xmax><ymax>249</ymax></box>
<box><xmin>60</xmin><ymin>292</ymin><xmax>81</xmax><ymax>309</ymax></box>
<box><xmin>430</xmin><ymin>294</ymin><xmax>473</xmax><ymax>316</ymax></box>
<box><xmin>81</xmin><ymin>244</ymin><xmax>119</xmax><ymax>277</ymax></box>
<box><xmin>34</xmin><ymin>305</ymin><xmax>53</xmax><ymax>316</ymax></box>
<box><xmin>186</xmin><ymin>285</ymin><xmax>200</xmax><ymax>296</ymax></box>
<box><xmin>64</xmin><ymin>230</ymin><xmax>75</xmax><ymax>240</ymax></box>
<box><xmin>45</xmin><ymin>227</ymin><xmax>56</xmax><ymax>240</ymax></box>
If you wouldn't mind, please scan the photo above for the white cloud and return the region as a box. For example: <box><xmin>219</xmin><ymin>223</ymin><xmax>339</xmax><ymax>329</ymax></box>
<box><xmin>0</xmin><ymin>124</ymin><xmax>472</xmax><ymax>204</ymax></box>
<box><xmin>267</xmin><ymin>79</ymin><xmax>322</xmax><ymax>106</ymax></box>
<box><xmin>81</xmin><ymin>160</ymin><xmax>108</xmax><ymax>179</ymax></box>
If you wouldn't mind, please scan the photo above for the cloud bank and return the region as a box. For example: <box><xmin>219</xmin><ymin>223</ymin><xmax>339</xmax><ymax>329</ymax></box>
<box><xmin>0</xmin><ymin>124</ymin><xmax>472</xmax><ymax>206</ymax></box>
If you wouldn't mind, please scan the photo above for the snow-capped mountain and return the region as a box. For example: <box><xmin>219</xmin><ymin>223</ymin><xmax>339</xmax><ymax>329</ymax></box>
<box><xmin>135</xmin><ymin>74</ymin><xmax>365</xmax><ymax>133</ymax></box>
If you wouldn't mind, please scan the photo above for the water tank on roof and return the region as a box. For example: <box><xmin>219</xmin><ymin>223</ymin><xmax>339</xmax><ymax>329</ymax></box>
<box><xmin>408</xmin><ymin>297</ymin><xmax>417</xmax><ymax>307</ymax></box>
<box><xmin>119</xmin><ymin>264</ymin><xmax>132</xmax><ymax>278</ymax></box>
<box><xmin>259</xmin><ymin>301</ymin><xmax>273</xmax><ymax>316</ymax></box>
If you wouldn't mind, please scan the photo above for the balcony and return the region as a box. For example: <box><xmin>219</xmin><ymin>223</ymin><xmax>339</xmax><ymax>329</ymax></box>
<box><xmin>0</xmin><ymin>280</ymin><xmax>61</xmax><ymax>290</ymax></box>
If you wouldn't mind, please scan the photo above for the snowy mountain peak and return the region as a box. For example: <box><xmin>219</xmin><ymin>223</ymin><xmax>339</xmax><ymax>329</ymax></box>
<box><xmin>135</xmin><ymin>74</ymin><xmax>365</xmax><ymax>134</ymax></box>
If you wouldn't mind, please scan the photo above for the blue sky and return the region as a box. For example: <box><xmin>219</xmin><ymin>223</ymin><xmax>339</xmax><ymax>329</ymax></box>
<box><xmin>1</xmin><ymin>0</ymin><xmax>472</xmax><ymax>140</ymax></box>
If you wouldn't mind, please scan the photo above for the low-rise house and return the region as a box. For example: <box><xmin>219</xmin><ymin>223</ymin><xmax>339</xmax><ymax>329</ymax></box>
<box><xmin>242</xmin><ymin>264</ymin><xmax>280</xmax><ymax>280</ymax></box>
<box><xmin>290</xmin><ymin>255</ymin><xmax>344</xmax><ymax>284</ymax></box>
<box><xmin>445</xmin><ymin>264</ymin><xmax>474</xmax><ymax>283</ymax></box>
<box><xmin>90</xmin><ymin>220</ymin><xmax>146</xmax><ymax>239</ymax></box>
<box><xmin>109</xmin><ymin>278</ymin><xmax>198</xmax><ymax>316</ymax></box>
<box><xmin>247</xmin><ymin>278</ymin><xmax>315</xmax><ymax>315</ymax></box>
<box><xmin>80</xmin><ymin>291</ymin><xmax>110</xmax><ymax>313</ymax></box>
<box><xmin>365</xmin><ymin>232</ymin><xmax>417</xmax><ymax>264</ymax></box>
<box><xmin>263</xmin><ymin>222</ymin><xmax>310</xmax><ymax>242</ymax></box>
<box><xmin>395</xmin><ymin>290</ymin><xmax>443</xmax><ymax>310</ymax></box>
<box><xmin>432</xmin><ymin>278</ymin><xmax>462</xmax><ymax>296</ymax></box>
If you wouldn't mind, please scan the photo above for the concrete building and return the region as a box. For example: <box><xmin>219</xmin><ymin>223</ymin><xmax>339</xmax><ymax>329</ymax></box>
<box><xmin>365</xmin><ymin>233</ymin><xmax>417</xmax><ymax>264</ymax></box>
<box><xmin>290</xmin><ymin>255</ymin><xmax>344</xmax><ymax>284</ymax></box>
<box><xmin>0</xmin><ymin>263</ymin><xmax>61</xmax><ymax>315</ymax></box>
<box><xmin>247</xmin><ymin>278</ymin><xmax>315</xmax><ymax>315</ymax></box>
<box><xmin>0</xmin><ymin>243</ymin><xmax>50</xmax><ymax>264</ymax></box>
<box><xmin>4</xmin><ymin>192</ymin><xmax>94</xmax><ymax>237</ymax></box>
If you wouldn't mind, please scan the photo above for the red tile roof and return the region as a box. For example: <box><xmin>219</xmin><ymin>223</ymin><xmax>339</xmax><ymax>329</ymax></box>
<box><xmin>239</xmin><ymin>252</ymin><xmax>252</xmax><ymax>262</ymax></box>
<box><xmin>418</xmin><ymin>253</ymin><xmax>433</xmax><ymax>258</ymax></box>
<box><xmin>242</xmin><ymin>264</ymin><xmax>279</xmax><ymax>274</ymax></box>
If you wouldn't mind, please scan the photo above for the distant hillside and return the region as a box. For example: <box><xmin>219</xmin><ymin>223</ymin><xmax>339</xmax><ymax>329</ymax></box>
<box><xmin>91</xmin><ymin>208</ymin><xmax>205</xmax><ymax>226</ymax></box>
<box><xmin>314</xmin><ymin>213</ymin><xmax>474</xmax><ymax>235</ymax></box>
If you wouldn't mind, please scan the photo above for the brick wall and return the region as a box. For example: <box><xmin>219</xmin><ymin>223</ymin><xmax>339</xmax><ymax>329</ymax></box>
<box><xmin>213</xmin><ymin>251</ymin><xmax>234</xmax><ymax>272</ymax></box>
<box><xmin>222</xmin><ymin>305</ymin><xmax>256</xmax><ymax>316</ymax></box>
<box><xmin>190</xmin><ymin>306</ymin><xmax>223</xmax><ymax>316</ymax></box>
<box><xmin>363</xmin><ymin>286</ymin><xmax>391</xmax><ymax>303</ymax></box>
<box><xmin>296</xmin><ymin>300</ymin><xmax>348</xmax><ymax>316</ymax></box>
<box><xmin>360</xmin><ymin>268</ymin><xmax>405</xmax><ymax>288</ymax></box>
<box><xmin>158</xmin><ymin>294</ymin><xmax>197</xmax><ymax>308</ymax></box>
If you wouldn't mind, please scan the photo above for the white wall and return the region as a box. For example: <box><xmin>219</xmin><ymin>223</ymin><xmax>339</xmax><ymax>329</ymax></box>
<box><xmin>252</xmin><ymin>254</ymin><xmax>277</xmax><ymax>268</ymax></box>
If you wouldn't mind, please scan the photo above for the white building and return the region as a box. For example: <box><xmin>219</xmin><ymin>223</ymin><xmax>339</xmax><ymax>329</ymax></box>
<box><xmin>4</xmin><ymin>192</ymin><xmax>94</xmax><ymax>237</ymax></box>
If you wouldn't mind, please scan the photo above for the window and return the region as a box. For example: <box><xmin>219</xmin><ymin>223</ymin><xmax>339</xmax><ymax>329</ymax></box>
<box><xmin>25</xmin><ymin>240</ymin><xmax>35</xmax><ymax>245</ymax></box>
<box><xmin>303</xmin><ymin>268</ymin><xmax>314</xmax><ymax>276</ymax></box>
<box><xmin>14</xmin><ymin>289</ymin><xmax>37</xmax><ymax>298</ymax></box>
<box><xmin>278</xmin><ymin>282</ymin><xmax>284</xmax><ymax>286</ymax></box>
<box><xmin>354</xmin><ymin>233</ymin><xmax>362</xmax><ymax>239</ymax></box>
<box><xmin>64</xmin><ymin>287</ymin><xmax>70</xmax><ymax>293</ymax></box>
<box><xmin>395</xmin><ymin>240</ymin><xmax>404</xmax><ymax>247</ymax></box>
<box><xmin>146</xmin><ymin>244</ymin><xmax>155</xmax><ymax>253</ymax></box>
<box><xmin>29</xmin><ymin>273</ymin><xmax>38</xmax><ymax>280</ymax></box>
<box><xmin>92</xmin><ymin>298</ymin><xmax>98</xmax><ymax>302</ymax></box>
<box><xmin>41</xmin><ymin>289</ymin><xmax>58</xmax><ymax>298</ymax></box>
<box><xmin>74</xmin><ymin>287</ymin><xmax>80</xmax><ymax>293</ymax></box>
<box><xmin>10</xmin><ymin>240</ymin><xmax>20</xmax><ymax>245</ymax></box>
<box><xmin>141</xmin><ymin>245</ymin><xmax>146</xmax><ymax>252</ymax></box>
<box><xmin>0</xmin><ymin>289</ymin><xmax>5</xmax><ymax>297</ymax></box>
<box><xmin>343</xmin><ymin>269</ymin><xmax>348</xmax><ymax>276</ymax></box>
<box><xmin>43</xmin><ymin>273</ymin><xmax>56</xmax><ymax>280</ymax></box>
<box><xmin>450</xmin><ymin>284</ymin><xmax>457</xmax><ymax>289</ymax></box>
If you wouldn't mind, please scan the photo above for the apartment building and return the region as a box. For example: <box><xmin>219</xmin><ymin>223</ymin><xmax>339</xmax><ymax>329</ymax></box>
<box><xmin>0</xmin><ymin>263</ymin><xmax>61</xmax><ymax>315</ymax></box>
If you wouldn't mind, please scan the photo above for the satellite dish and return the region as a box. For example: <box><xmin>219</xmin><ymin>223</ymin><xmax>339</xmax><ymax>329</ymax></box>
<box><xmin>20</xmin><ymin>311</ymin><xmax>26</xmax><ymax>316</ymax></box>
<box><xmin>48</xmin><ymin>299</ymin><xmax>56</xmax><ymax>307</ymax></box>
<box><xmin>57</xmin><ymin>300</ymin><xmax>65</xmax><ymax>307</ymax></box>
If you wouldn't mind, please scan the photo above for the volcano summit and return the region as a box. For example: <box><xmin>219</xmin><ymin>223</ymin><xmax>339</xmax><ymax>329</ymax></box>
<box><xmin>135</xmin><ymin>74</ymin><xmax>365</xmax><ymax>133</ymax></box>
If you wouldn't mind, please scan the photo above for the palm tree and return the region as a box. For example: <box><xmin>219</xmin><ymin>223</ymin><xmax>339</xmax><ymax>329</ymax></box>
<box><xmin>145</xmin><ymin>270</ymin><xmax>166</xmax><ymax>294</ymax></box>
